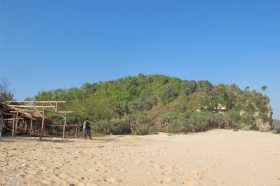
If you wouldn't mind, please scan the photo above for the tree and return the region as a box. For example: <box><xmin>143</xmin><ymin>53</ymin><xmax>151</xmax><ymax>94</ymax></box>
<box><xmin>34</xmin><ymin>90</ymin><xmax>53</xmax><ymax>101</ymax></box>
<box><xmin>156</xmin><ymin>85</ymin><xmax>178</xmax><ymax>105</ymax></box>
<box><xmin>0</xmin><ymin>77</ymin><xmax>14</xmax><ymax>102</ymax></box>
<box><xmin>261</xmin><ymin>86</ymin><xmax>268</xmax><ymax>96</ymax></box>
<box><xmin>196</xmin><ymin>80</ymin><xmax>213</xmax><ymax>93</ymax></box>
<box><xmin>0</xmin><ymin>77</ymin><xmax>14</xmax><ymax>139</ymax></box>
<box><xmin>181</xmin><ymin>80</ymin><xmax>197</xmax><ymax>95</ymax></box>
<box><xmin>128</xmin><ymin>101</ymin><xmax>143</xmax><ymax>113</ymax></box>
<box><xmin>107</xmin><ymin>100</ymin><xmax>129</xmax><ymax>120</ymax></box>
<box><xmin>245</xmin><ymin>86</ymin><xmax>250</xmax><ymax>92</ymax></box>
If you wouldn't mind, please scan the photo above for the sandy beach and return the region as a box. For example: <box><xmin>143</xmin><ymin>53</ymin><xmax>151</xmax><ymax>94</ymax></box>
<box><xmin>1</xmin><ymin>129</ymin><xmax>280</xmax><ymax>186</ymax></box>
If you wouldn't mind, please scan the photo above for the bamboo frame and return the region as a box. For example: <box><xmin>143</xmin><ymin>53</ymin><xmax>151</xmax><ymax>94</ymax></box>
<box><xmin>3</xmin><ymin>101</ymin><xmax>73</xmax><ymax>140</ymax></box>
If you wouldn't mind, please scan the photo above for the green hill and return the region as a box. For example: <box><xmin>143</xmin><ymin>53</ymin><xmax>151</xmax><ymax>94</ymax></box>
<box><xmin>28</xmin><ymin>74</ymin><xmax>273</xmax><ymax>134</ymax></box>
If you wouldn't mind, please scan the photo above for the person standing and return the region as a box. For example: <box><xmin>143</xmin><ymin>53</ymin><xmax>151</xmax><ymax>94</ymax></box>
<box><xmin>85</xmin><ymin>118</ymin><xmax>92</xmax><ymax>140</ymax></box>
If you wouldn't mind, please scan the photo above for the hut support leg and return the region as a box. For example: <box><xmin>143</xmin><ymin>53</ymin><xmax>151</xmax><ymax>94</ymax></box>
<box><xmin>30</xmin><ymin>119</ymin><xmax>33</xmax><ymax>137</ymax></box>
<box><xmin>63</xmin><ymin>118</ymin><xmax>66</xmax><ymax>139</ymax></box>
<box><xmin>12</xmin><ymin>115</ymin><xmax>15</xmax><ymax>137</ymax></box>
<box><xmin>39</xmin><ymin>107</ymin><xmax>45</xmax><ymax>141</ymax></box>
<box><xmin>15</xmin><ymin>113</ymin><xmax>18</xmax><ymax>136</ymax></box>
<box><xmin>40</xmin><ymin>117</ymin><xmax>45</xmax><ymax>141</ymax></box>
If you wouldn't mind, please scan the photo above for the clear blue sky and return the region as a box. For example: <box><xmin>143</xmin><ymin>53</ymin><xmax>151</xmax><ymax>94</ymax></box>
<box><xmin>1</xmin><ymin>0</ymin><xmax>279</xmax><ymax>119</ymax></box>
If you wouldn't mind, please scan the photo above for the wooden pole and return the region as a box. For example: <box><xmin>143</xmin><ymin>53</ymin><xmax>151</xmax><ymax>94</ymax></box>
<box><xmin>15</xmin><ymin>112</ymin><xmax>18</xmax><ymax>136</ymax></box>
<box><xmin>30</xmin><ymin>118</ymin><xmax>33</xmax><ymax>137</ymax></box>
<box><xmin>12</xmin><ymin>115</ymin><xmax>15</xmax><ymax>137</ymax></box>
<box><xmin>61</xmin><ymin>106</ymin><xmax>67</xmax><ymax>139</ymax></box>
<box><xmin>39</xmin><ymin>107</ymin><xmax>45</xmax><ymax>140</ymax></box>
<box><xmin>63</xmin><ymin>115</ymin><xmax>66</xmax><ymax>139</ymax></box>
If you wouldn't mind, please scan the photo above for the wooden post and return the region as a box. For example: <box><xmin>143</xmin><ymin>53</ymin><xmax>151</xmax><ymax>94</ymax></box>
<box><xmin>15</xmin><ymin>112</ymin><xmax>18</xmax><ymax>136</ymax></box>
<box><xmin>40</xmin><ymin>117</ymin><xmax>45</xmax><ymax>140</ymax></box>
<box><xmin>30</xmin><ymin>118</ymin><xmax>33</xmax><ymax>137</ymax></box>
<box><xmin>40</xmin><ymin>107</ymin><xmax>45</xmax><ymax>141</ymax></box>
<box><xmin>63</xmin><ymin>116</ymin><xmax>66</xmax><ymax>139</ymax></box>
<box><xmin>12</xmin><ymin>115</ymin><xmax>15</xmax><ymax>137</ymax></box>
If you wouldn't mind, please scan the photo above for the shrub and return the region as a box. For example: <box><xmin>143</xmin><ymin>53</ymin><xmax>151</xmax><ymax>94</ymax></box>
<box><xmin>133</xmin><ymin>124</ymin><xmax>150</xmax><ymax>135</ymax></box>
<box><xmin>156</xmin><ymin>85</ymin><xmax>178</xmax><ymax>105</ymax></box>
<box><xmin>168</xmin><ymin>120</ymin><xmax>181</xmax><ymax>133</ymax></box>
<box><xmin>129</xmin><ymin>113</ymin><xmax>151</xmax><ymax>135</ymax></box>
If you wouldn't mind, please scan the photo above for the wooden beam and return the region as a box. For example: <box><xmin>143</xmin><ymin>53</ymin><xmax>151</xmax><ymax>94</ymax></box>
<box><xmin>57</xmin><ymin>111</ymin><xmax>74</xmax><ymax>114</ymax></box>
<box><xmin>8</xmin><ymin>105</ymin><xmax>55</xmax><ymax>108</ymax></box>
<box><xmin>6</xmin><ymin>101</ymin><xmax>66</xmax><ymax>103</ymax></box>
<box><xmin>10</xmin><ymin>110</ymin><xmax>36</xmax><ymax>113</ymax></box>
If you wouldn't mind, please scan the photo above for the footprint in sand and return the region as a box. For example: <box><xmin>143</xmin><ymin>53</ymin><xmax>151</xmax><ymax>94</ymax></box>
<box><xmin>149</xmin><ymin>161</ymin><xmax>160</xmax><ymax>169</ymax></box>
<box><xmin>189</xmin><ymin>170</ymin><xmax>200</xmax><ymax>178</ymax></box>
<box><xmin>38</xmin><ymin>165</ymin><xmax>47</xmax><ymax>172</ymax></box>
<box><xmin>25</xmin><ymin>174</ymin><xmax>35</xmax><ymax>179</ymax></box>
<box><xmin>107</xmin><ymin>178</ymin><xmax>116</xmax><ymax>183</ymax></box>
<box><xmin>40</xmin><ymin>179</ymin><xmax>52</xmax><ymax>185</ymax></box>
<box><xmin>133</xmin><ymin>160</ymin><xmax>142</xmax><ymax>165</ymax></box>
<box><xmin>119</xmin><ymin>168</ymin><xmax>126</xmax><ymax>172</ymax></box>
<box><xmin>160</xmin><ymin>177</ymin><xmax>176</xmax><ymax>184</ymax></box>
<box><xmin>58</xmin><ymin>173</ymin><xmax>69</xmax><ymax>179</ymax></box>
<box><xmin>87</xmin><ymin>168</ymin><xmax>95</xmax><ymax>173</ymax></box>
<box><xmin>200</xmin><ymin>165</ymin><xmax>212</xmax><ymax>173</ymax></box>
<box><xmin>162</xmin><ymin>165</ymin><xmax>173</xmax><ymax>170</ymax></box>
<box><xmin>66</xmin><ymin>177</ymin><xmax>80</xmax><ymax>185</ymax></box>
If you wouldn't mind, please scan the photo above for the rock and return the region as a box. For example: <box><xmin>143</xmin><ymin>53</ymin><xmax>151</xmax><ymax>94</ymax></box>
<box><xmin>254</xmin><ymin>118</ymin><xmax>271</xmax><ymax>132</ymax></box>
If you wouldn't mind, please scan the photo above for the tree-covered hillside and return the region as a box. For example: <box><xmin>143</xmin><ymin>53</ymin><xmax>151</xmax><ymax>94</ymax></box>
<box><xmin>27</xmin><ymin>74</ymin><xmax>272</xmax><ymax>134</ymax></box>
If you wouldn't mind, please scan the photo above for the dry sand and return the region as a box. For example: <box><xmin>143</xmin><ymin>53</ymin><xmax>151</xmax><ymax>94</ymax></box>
<box><xmin>0</xmin><ymin>129</ymin><xmax>280</xmax><ymax>186</ymax></box>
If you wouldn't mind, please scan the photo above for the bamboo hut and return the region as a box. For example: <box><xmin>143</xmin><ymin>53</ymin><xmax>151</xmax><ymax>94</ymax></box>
<box><xmin>0</xmin><ymin>101</ymin><xmax>76</xmax><ymax>140</ymax></box>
